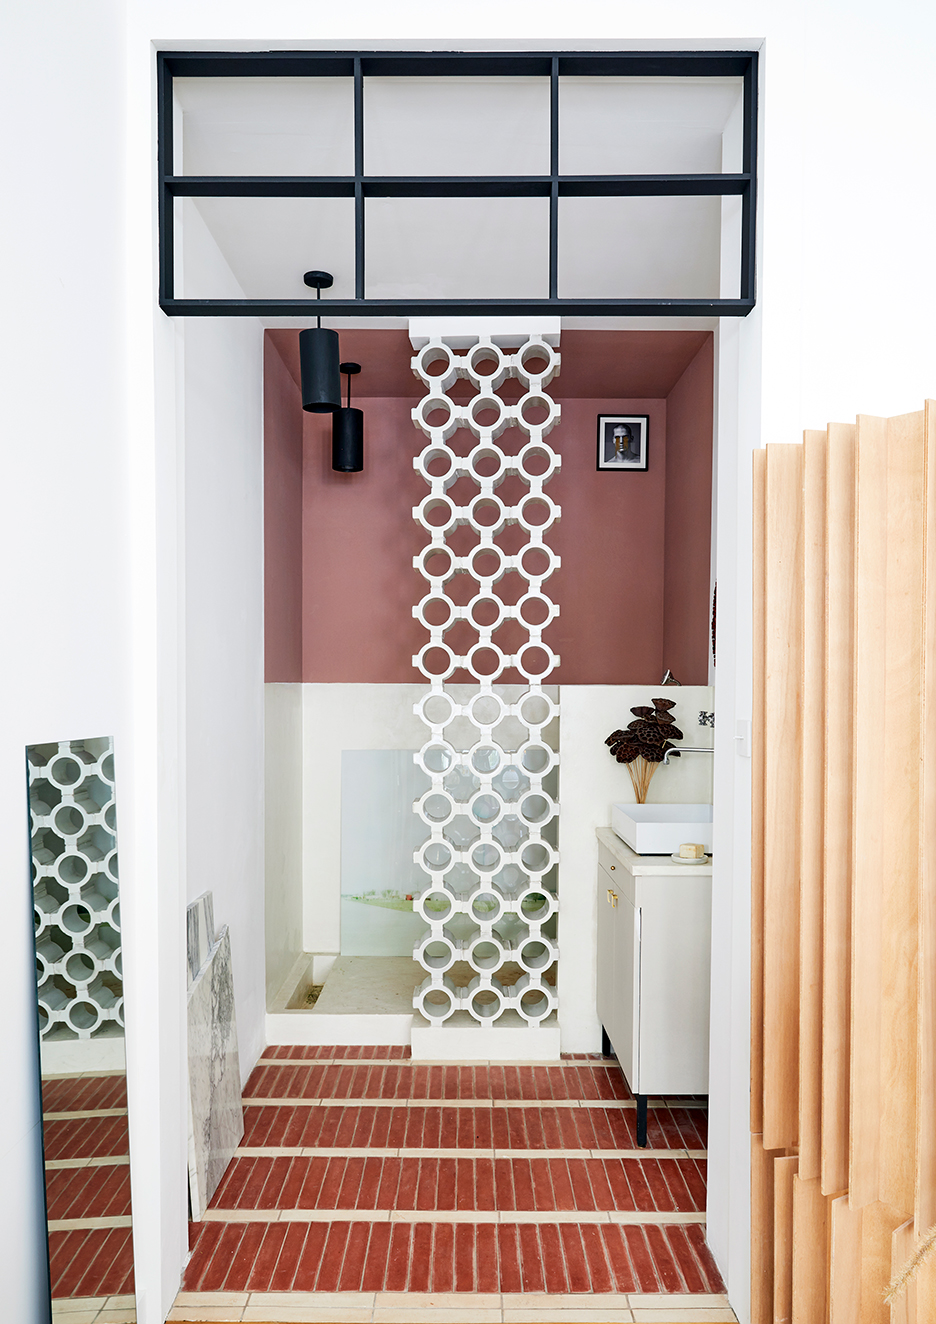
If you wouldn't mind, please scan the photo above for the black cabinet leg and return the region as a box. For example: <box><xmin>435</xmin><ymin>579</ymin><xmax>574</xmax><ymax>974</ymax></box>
<box><xmin>601</xmin><ymin>1025</ymin><xmax>613</xmax><ymax>1058</ymax></box>
<box><xmin>636</xmin><ymin>1094</ymin><xmax>648</xmax><ymax>1148</ymax></box>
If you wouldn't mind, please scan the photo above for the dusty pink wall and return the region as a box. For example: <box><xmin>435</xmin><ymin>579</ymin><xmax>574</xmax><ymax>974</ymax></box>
<box><xmin>263</xmin><ymin>331</ymin><xmax>714</xmax><ymax>686</ymax></box>
<box><xmin>662</xmin><ymin>337</ymin><xmax>714</xmax><ymax>685</ymax></box>
<box><xmin>263</xmin><ymin>337</ymin><xmax>304</xmax><ymax>681</ymax></box>
<box><xmin>549</xmin><ymin>398</ymin><xmax>667</xmax><ymax>684</ymax></box>
<box><xmin>300</xmin><ymin>400</ymin><xmax>425</xmax><ymax>682</ymax></box>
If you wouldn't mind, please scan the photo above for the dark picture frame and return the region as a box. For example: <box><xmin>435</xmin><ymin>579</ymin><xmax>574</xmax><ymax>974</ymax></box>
<box><xmin>597</xmin><ymin>414</ymin><xmax>649</xmax><ymax>471</ymax></box>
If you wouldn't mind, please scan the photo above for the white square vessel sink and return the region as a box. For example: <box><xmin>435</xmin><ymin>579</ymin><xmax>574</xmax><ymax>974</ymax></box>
<box><xmin>611</xmin><ymin>802</ymin><xmax>713</xmax><ymax>855</ymax></box>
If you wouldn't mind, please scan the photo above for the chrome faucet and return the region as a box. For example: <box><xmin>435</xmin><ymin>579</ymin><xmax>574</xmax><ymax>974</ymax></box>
<box><xmin>662</xmin><ymin>746</ymin><xmax>715</xmax><ymax>765</ymax></box>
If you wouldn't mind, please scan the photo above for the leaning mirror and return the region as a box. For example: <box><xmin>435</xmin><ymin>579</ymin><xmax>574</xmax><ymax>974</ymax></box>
<box><xmin>28</xmin><ymin>737</ymin><xmax>135</xmax><ymax>1322</ymax></box>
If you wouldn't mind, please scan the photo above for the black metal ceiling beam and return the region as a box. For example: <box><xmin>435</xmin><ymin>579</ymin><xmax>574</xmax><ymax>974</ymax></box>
<box><xmin>166</xmin><ymin>174</ymin><xmax>750</xmax><ymax>199</ymax></box>
<box><xmin>160</xmin><ymin>50</ymin><xmax>753</xmax><ymax>79</ymax></box>
<box><xmin>162</xmin><ymin>296</ymin><xmax>754</xmax><ymax>317</ymax></box>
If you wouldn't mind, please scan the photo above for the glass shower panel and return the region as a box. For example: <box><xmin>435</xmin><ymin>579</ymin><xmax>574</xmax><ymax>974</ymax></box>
<box><xmin>340</xmin><ymin>750</ymin><xmax>430</xmax><ymax>957</ymax></box>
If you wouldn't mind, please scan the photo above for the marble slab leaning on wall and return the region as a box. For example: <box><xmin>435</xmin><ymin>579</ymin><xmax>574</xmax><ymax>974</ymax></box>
<box><xmin>186</xmin><ymin>891</ymin><xmax>244</xmax><ymax>1220</ymax></box>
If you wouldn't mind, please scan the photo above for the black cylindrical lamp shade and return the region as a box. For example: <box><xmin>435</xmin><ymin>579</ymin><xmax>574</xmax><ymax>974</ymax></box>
<box><xmin>332</xmin><ymin>407</ymin><xmax>364</xmax><ymax>472</ymax></box>
<box><xmin>299</xmin><ymin>327</ymin><xmax>341</xmax><ymax>412</ymax></box>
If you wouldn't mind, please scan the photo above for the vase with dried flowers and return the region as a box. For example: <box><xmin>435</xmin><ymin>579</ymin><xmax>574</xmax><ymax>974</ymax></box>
<box><xmin>605</xmin><ymin>698</ymin><xmax>684</xmax><ymax>803</ymax></box>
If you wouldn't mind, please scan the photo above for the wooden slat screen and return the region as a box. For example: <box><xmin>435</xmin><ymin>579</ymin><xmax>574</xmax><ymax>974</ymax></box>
<box><xmin>752</xmin><ymin>404</ymin><xmax>936</xmax><ymax>1322</ymax></box>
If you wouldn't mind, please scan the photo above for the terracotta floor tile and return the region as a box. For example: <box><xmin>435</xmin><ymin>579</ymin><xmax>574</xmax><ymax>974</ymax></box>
<box><xmin>547</xmin><ymin>1158</ymin><xmax>577</xmax><ymax>1211</ymax></box>
<box><xmin>409</xmin><ymin>1223</ymin><xmax>433</xmax><ymax>1292</ymax></box>
<box><xmin>376</xmin><ymin>1157</ymin><xmax>403</xmax><ymax>1209</ymax></box>
<box><xmin>422</xmin><ymin>1108</ymin><xmax>443</xmax><ymax>1148</ymax></box>
<box><xmin>584</xmin><ymin>1159</ymin><xmax>615</xmax><ymax>1209</ymax></box>
<box><xmin>244</xmin><ymin>1221</ymin><xmax>288</xmax><ymax>1291</ymax></box>
<box><xmin>437</xmin><ymin>1157</ymin><xmax>458</xmax><ymax>1211</ymax></box>
<box><xmin>355</xmin><ymin>1156</ymin><xmax>383</xmax><ymax>1209</ymax></box>
<box><xmin>455</xmin><ymin>1157</ymin><xmax>476</xmax><ymax>1211</ymax></box>
<box><xmin>644</xmin><ymin>1223</ymin><xmax>684</xmax><ymax>1292</ymax></box>
<box><xmin>454</xmin><ymin>1221</ymin><xmax>476</xmax><ymax>1292</ymax></box>
<box><xmin>337</xmin><ymin>1221</ymin><xmax>372</xmax><ymax>1291</ymax></box>
<box><xmin>290</xmin><ymin>1221</ymin><xmax>330</xmax><ymax>1291</ymax></box>
<box><xmin>364</xmin><ymin>1107</ymin><xmax>389</xmax><ymax>1148</ymax></box>
<box><xmin>256</xmin><ymin>1156</ymin><xmax>293</xmax><ymax>1209</ymax></box>
<box><xmin>558</xmin><ymin>1223</ymin><xmax>591</xmax><ymax>1293</ymax></box>
<box><xmin>385</xmin><ymin>1107</ymin><xmax>408</xmax><ymax>1148</ymax></box>
<box><xmin>621</xmin><ymin>1225</ymin><xmax>659</xmax><ymax>1293</ymax></box>
<box><xmin>394</xmin><ymin>1156</ymin><xmax>418</xmax><ymax>1211</ymax></box>
<box><xmin>641</xmin><ymin>1159</ymin><xmax>677</xmax><ymax>1212</ymax></box>
<box><xmin>439</xmin><ymin>1106</ymin><xmax>459</xmax><ymax>1148</ymax></box>
<box><xmin>335</xmin><ymin>1155</ymin><xmax>367</xmax><ymax>1208</ymax></box>
<box><xmin>333</xmin><ymin>1106</ymin><xmax>362</xmax><ymax>1148</ymax></box>
<box><xmin>313</xmin><ymin>1221</ymin><xmax>352</xmax><ymax>1292</ymax></box>
<box><xmin>494</xmin><ymin>1158</ymin><xmax>517</xmax><ymax>1210</ymax></box>
<box><xmin>76</xmin><ymin>1226</ymin><xmax>130</xmax><ymax>1296</ymax></box>
<box><xmin>476</xmin><ymin>1223</ymin><xmax>499</xmax><ymax>1294</ymax></box>
<box><xmin>539</xmin><ymin>1224</ymin><xmax>569</xmax><ymax>1294</ymax></box>
<box><xmin>416</xmin><ymin>1158</ymin><xmax>441</xmax><ymax>1211</ymax></box>
<box><xmin>511</xmin><ymin>1159</ymin><xmax>535</xmax><ymax>1211</ymax></box>
<box><xmin>198</xmin><ymin>1222</ymin><xmax>248</xmax><ymax>1292</ymax></box>
<box><xmin>538</xmin><ymin>1108</ymin><xmax>563</xmax><ymax>1150</ymax></box>
<box><xmin>267</xmin><ymin>1222</ymin><xmax>309</xmax><ymax>1291</ymax></box>
<box><xmin>658</xmin><ymin>1158</ymin><xmax>697</xmax><ymax>1212</ymax></box>
<box><xmin>602</xmin><ymin>1225</ymin><xmax>639</xmax><ymax>1294</ymax></box>
<box><xmin>384</xmin><ymin>1223</ymin><xmax>412</xmax><ymax>1292</ymax></box>
<box><xmin>517</xmin><ymin>1224</ymin><xmax>546</xmax><ymax>1292</ymax></box>
<box><xmin>567</xmin><ymin>1159</ymin><xmax>597</xmax><ymax>1211</ymax></box>
<box><xmin>685</xmin><ymin>1224</ymin><xmax>725</xmax><ymax>1293</ymax></box>
<box><xmin>497</xmin><ymin>1224</ymin><xmax>522</xmax><ymax>1293</ymax></box>
<box><xmin>317</xmin><ymin>1157</ymin><xmax>349</xmax><ymax>1209</ymax></box>
<box><xmin>663</xmin><ymin>1225</ymin><xmax>708</xmax><ymax>1293</ymax></box>
<box><xmin>361</xmin><ymin>1221</ymin><xmax>393</xmax><ymax>1292</ymax></box>
<box><xmin>222</xmin><ymin>1221</ymin><xmax>266</xmax><ymax>1290</ymax></box>
<box><xmin>475</xmin><ymin>1157</ymin><xmax>496</xmax><ymax>1211</ymax></box>
<box><xmin>505</xmin><ymin>1109</ymin><xmax>529</xmax><ymax>1149</ymax></box>
<box><xmin>491</xmin><ymin>1108</ymin><xmax>511</xmax><ymax>1147</ymax></box>
<box><xmin>297</xmin><ymin>1157</ymin><xmax>330</xmax><ymax>1209</ymax></box>
<box><xmin>529</xmin><ymin>1158</ymin><xmax>555</xmax><ymax>1211</ymax></box>
<box><xmin>182</xmin><ymin>1222</ymin><xmax>225</xmax><ymax>1289</ymax></box>
<box><xmin>622</xmin><ymin>1159</ymin><xmax>657</xmax><ymax>1213</ymax></box>
<box><xmin>432</xmin><ymin>1220</ymin><xmax>455</xmax><ymax>1293</ymax></box>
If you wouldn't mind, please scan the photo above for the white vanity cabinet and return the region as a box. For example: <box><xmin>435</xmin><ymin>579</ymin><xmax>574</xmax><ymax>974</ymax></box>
<box><xmin>596</xmin><ymin>827</ymin><xmax>712</xmax><ymax>1107</ymax></box>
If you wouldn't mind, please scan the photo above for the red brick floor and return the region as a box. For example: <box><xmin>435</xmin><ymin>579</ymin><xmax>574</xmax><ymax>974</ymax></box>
<box><xmin>183</xmin><ymin>1048</ymin><xmax>723</xmax><ymax>1297</ymax></box>
<box><xmin>42</xmin><ymin>1073</ymin><xmax>135</xmax><ymax>1300</ymax></box>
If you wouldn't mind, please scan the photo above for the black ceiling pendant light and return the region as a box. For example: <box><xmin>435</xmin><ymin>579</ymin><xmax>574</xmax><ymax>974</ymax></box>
<box><xmin>333</xmin><ymin>363</ymin><xmax>364</xmax><ymax>473</ymax></box>
<box><xmin>299</xmin><ymin>271</ymin><xmax>341</xmax><ymax>412</ymax></box>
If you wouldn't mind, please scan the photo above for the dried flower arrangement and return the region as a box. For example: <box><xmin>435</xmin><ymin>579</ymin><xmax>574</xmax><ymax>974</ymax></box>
<box><xmin>605</xmin><ymin>698</ymin><xmax>684</xmax><ymax>803</ymax></box>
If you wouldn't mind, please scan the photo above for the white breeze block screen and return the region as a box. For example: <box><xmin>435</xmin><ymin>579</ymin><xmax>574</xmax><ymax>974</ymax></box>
<box><xmin>410</xmin><ymin>331</ymin><xmax>561</xmax><ymax>1029</ymax></box>
<box><xmin>29</xmin><ymin>738</ymin><xmax>123</xmax><ymax>1041</ymax></box>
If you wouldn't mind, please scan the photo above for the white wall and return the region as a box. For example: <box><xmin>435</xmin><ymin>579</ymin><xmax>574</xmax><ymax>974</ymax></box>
<box><xmin>4</xmin><ymin>3</ymin><xmax>936</xmax><ymax>1323</ymax></box>
<box><xmin>181</xmin><ymin>200</ymin><xmax>267</xmax><ymax>1080</ymax></box>
<box><xmin>0</xmin><ymin>4</ymin><xmax>130</xmax><ymax>1319</ymax></box>
<box><xmin>265</xmin><ymin>684</ymin><xmax>304</xmax><ymax>1001</ymax></box>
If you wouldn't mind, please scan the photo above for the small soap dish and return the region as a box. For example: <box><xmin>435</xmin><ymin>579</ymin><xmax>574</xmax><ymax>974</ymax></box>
<box><xmin>670</xmin><ymin>851</ymin><xmax>711</xmax><ymax>865</ymax></box>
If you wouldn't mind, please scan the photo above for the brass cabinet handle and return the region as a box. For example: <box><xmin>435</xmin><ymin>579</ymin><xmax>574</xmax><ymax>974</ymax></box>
<box><xmin>607</xmin><ymin>888</ymin><xmax>617</xmax><ymax>908</ymax></box>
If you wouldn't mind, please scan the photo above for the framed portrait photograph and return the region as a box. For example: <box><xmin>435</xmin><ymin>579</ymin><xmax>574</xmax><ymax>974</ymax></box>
<box><xmin>597</xmin><ymin>414</ymin><xmax>649</xmax><ymax>472</ymax></box>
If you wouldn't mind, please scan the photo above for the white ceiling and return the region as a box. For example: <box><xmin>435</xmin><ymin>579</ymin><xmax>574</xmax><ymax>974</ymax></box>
<box><xmin>173</xmin><ymin>76</ymin><xmax>742</xmax><ymax>305</ymax></box>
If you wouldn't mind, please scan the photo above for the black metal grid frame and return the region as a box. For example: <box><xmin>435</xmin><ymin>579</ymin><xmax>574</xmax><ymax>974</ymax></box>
<box><xmin>157</xmin><ymin>49</ymin><xmax>758</xmax><ymax>318</ymax></box>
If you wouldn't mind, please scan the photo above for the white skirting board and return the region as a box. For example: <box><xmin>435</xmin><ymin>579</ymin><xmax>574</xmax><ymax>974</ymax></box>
<box><xmin>265</xmin><ymin>1011</ymin><xmax>414</xmax><ymax>1046</ymax></box>
<box><xmin>411</xmin><ymin>1013</ymin><xmax>561</xmax><ymax>1061</ymax></box>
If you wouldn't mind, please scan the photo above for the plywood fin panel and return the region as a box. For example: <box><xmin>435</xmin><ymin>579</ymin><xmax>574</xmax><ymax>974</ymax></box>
<box><xmin>878</xmin><ymin>409</ymin><xmax>925</xmax><ymax>1216</ymax></box>
<box><xmin>773</xmin><ymin>1154</ymin><xmax>799</xmax><ymax>1324</ymax></box>
<box><xmin>751</xmin><ymin>1134</ymin><xmax>776</xmax><ymax>1324</ymax></box>
<box><xmin>799</xmin><ymin>430</ymin><xmax>827</xmax><ymax>1182</ymax></box>
<box><xmin>791</xmin><ymin>1173</ymin><xmax>829</xmax><ymax>1321</ymax></box>
<box><xmin>890</xmin><ymin>1219</ymin><xmax>916</xmax><ymax>1324</ymax></box>
<box><xmin>752</xmin><ymin>447</ymin><xmax>767</xmax><ymax>1135</ymax></box>
<box><xmin>829</xmin><ymin>1194</ymin><xmax>862</xmax><ymax>1324</ymax></box>
<box><xmin>763</xmin><ymin>445</ymin><xmax>804</xmax><ymax>1150</ymax></box>
<box><xmin>821</xmin><ymin>423</ymin><xmax>856</xmax><ymax>1198</ymax></box>
<box><xmin>849</xmin><ymin>413</ymin><xmax>889</xmax><ymax>1209</ymax></box>
<box><xmin>915</xmin><ymin>400</ymin><xmax>936</xmax><ymax>1231</ymax></box>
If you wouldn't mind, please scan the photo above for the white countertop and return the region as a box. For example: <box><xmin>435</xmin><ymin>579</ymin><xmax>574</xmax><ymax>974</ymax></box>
<box><xmin>596</xmin><ymin>826</ymin><xmax>713</xmax><ymax>875</ymax></box>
